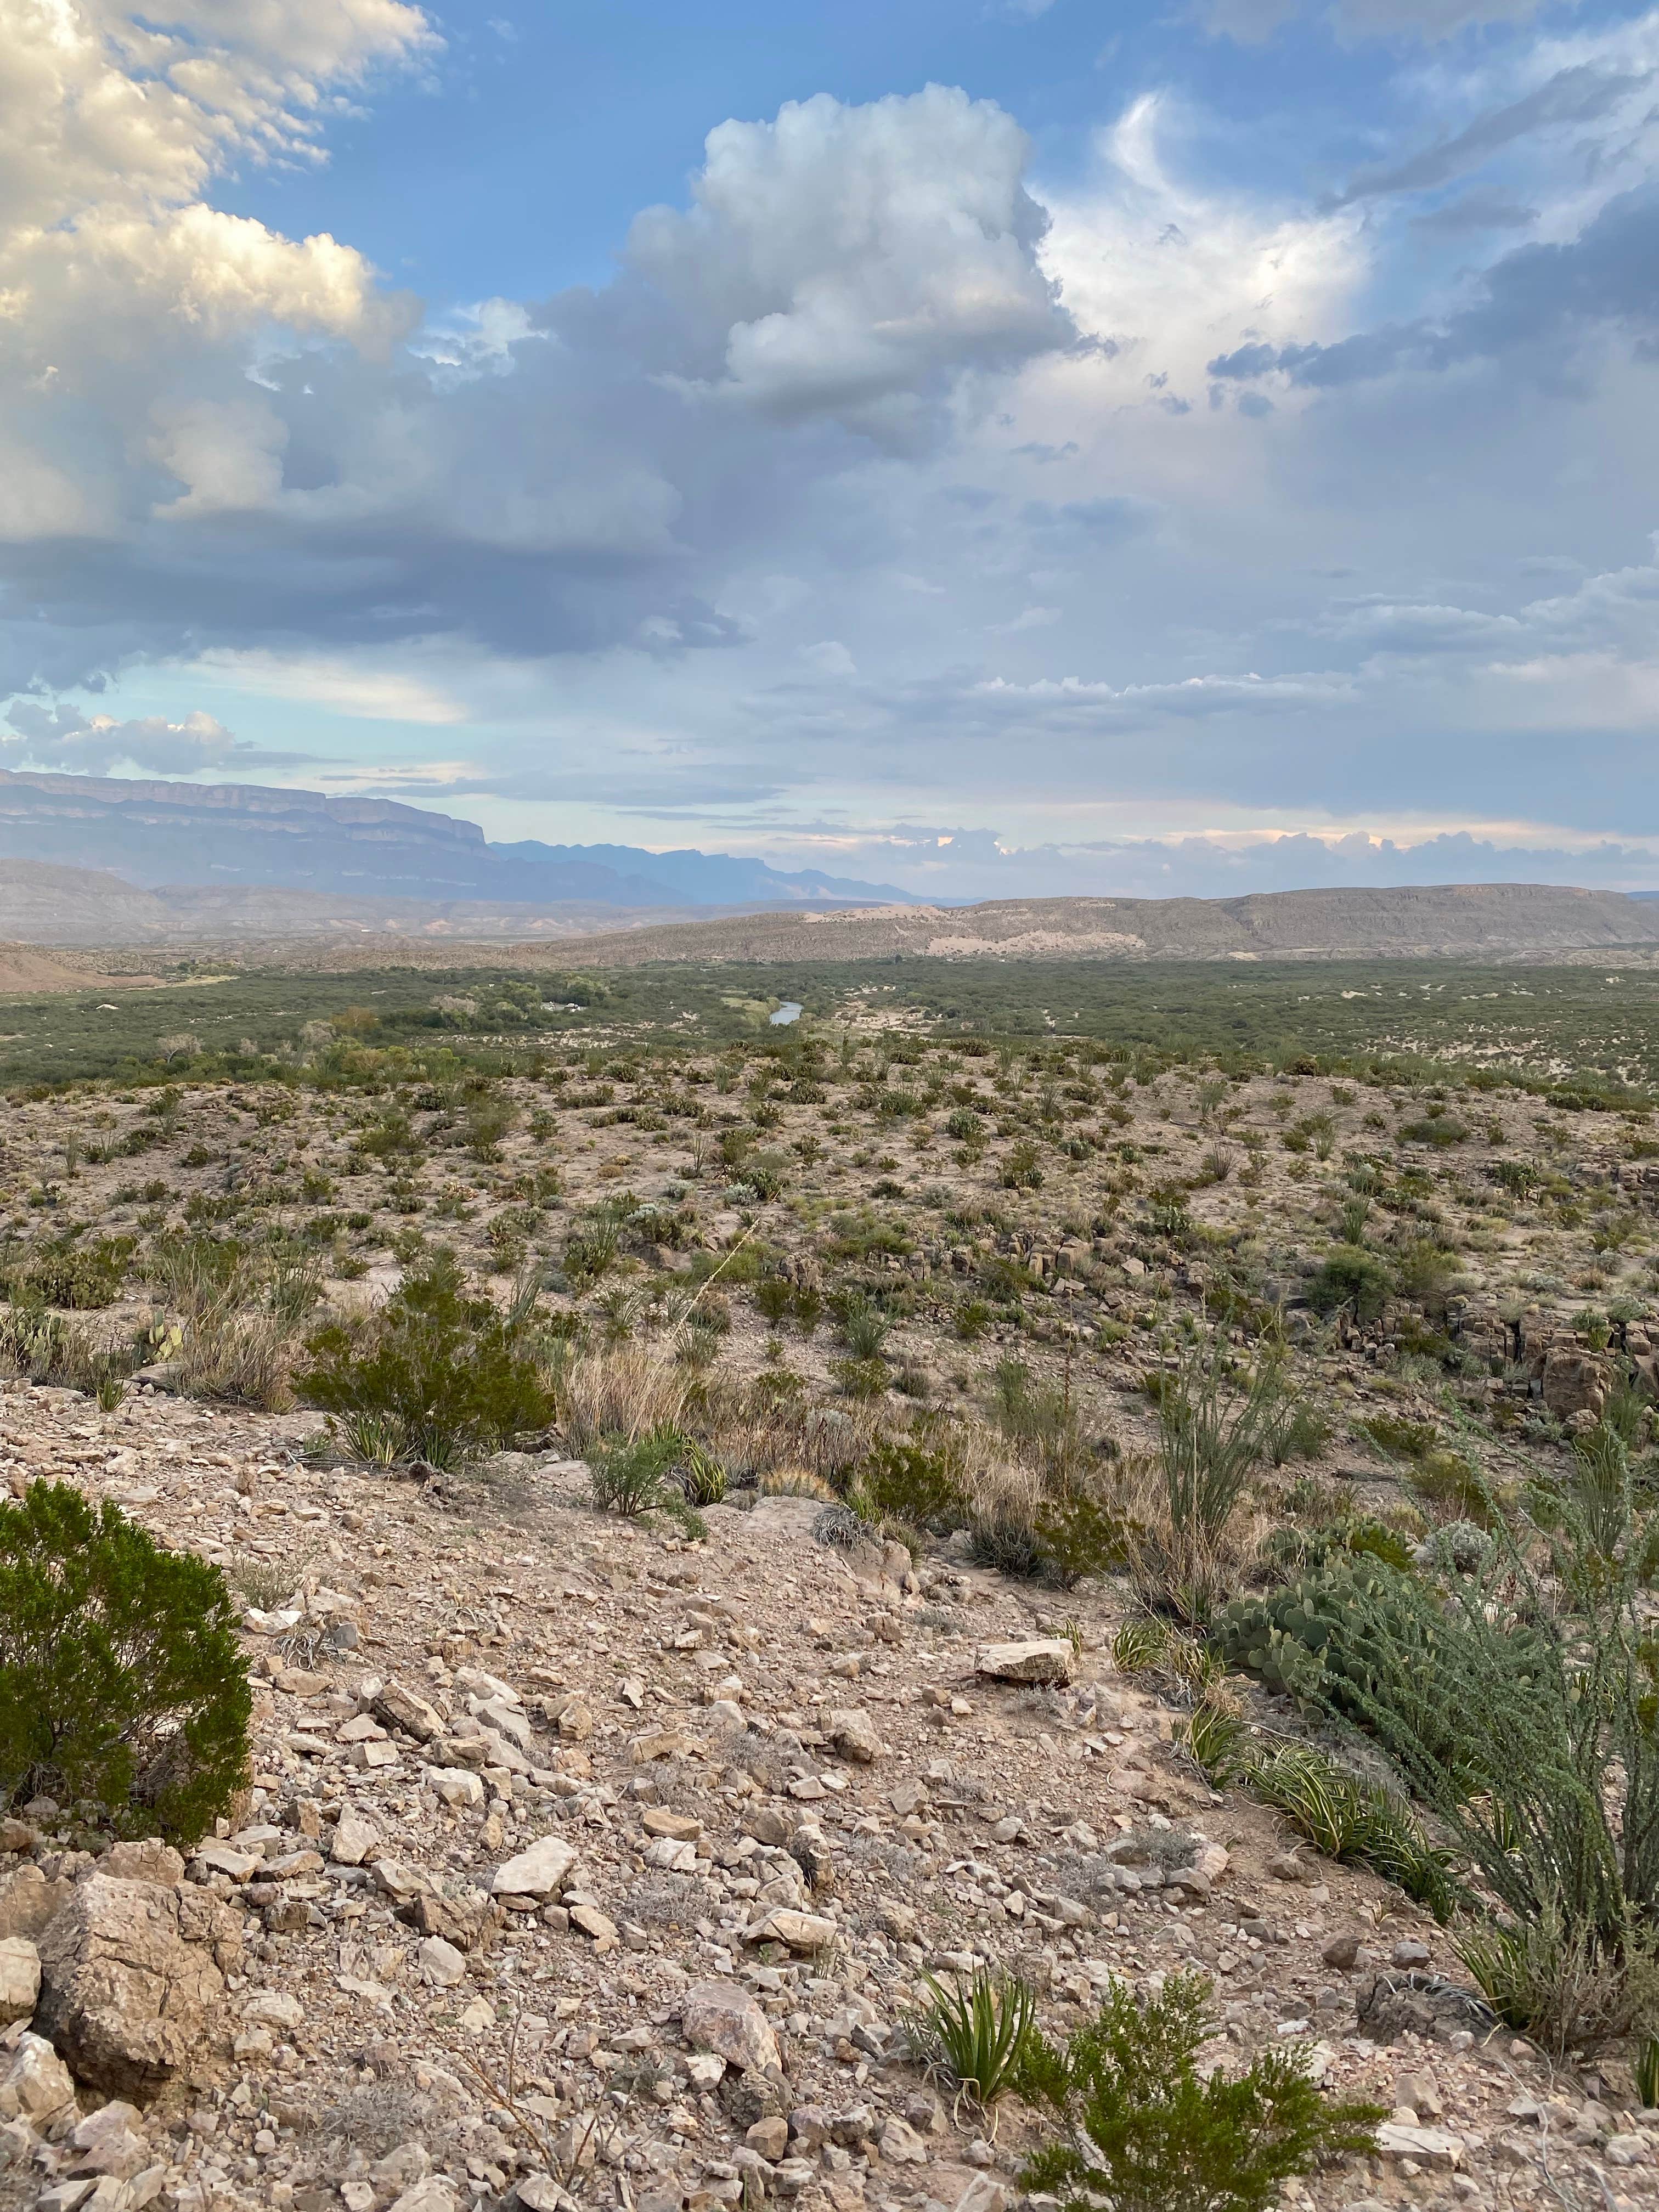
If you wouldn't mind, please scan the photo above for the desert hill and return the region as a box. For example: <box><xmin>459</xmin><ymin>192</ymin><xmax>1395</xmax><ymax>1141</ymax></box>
<box><xmin>544</xmin><ymin>881</ymin><xmax>1659</xmax><ymax>967</ymax></box>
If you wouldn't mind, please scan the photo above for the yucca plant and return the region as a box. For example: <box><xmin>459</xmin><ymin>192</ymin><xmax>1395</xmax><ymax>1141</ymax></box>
<box><xmin>906</xmin><ymin>1968</ymin><xmax>1038</xmax><ymax>2118</ymax></box>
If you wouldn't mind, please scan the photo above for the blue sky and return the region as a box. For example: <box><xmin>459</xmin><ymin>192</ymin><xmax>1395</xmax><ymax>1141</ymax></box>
<box><xmin>6</xmin><ymin>0</ymin><xmax>1659</xmax><ymax>899</ymax></box>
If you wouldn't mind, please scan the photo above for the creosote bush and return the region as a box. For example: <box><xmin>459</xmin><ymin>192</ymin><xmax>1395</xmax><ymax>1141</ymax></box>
<box><xmin>0</xmin><ymin>1481</ymin><xmax>251</xmax><ymax>1844</ymax></box>
<box><xmin>1018</xmin><ymin>1972</ymin><xmax>1383</xmax><ymax>2212</ymax></box>
<box><xmin>299</xmin><ymin>1250</ymin><xmax>555</xmax><ymax>1469</ymax></box>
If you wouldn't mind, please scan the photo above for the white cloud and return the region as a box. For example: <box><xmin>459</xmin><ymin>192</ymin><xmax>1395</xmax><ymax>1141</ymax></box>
<box><xmin>625</xmin><ymin>86</ymin><xmax>1073</xmax><ymax>439</ymax></box>
<box><xmin>4</xmin><ymin>701</ymin><xmax>241</xmax><ymax>774</ymax></box>
<box><xmin>190</xmin><ymin>650</ymin><xmax>470</xmax><ymax>723</ymax></box>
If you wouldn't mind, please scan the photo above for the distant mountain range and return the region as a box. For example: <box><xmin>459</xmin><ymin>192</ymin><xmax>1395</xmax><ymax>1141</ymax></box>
<box><xmin>0</xmin><ymin>768</ymin><xmax>913</xmax><ymax>912</ymax></box>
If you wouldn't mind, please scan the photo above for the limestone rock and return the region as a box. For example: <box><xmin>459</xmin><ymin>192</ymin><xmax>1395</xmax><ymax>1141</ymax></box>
<box><xmin>0</xmin><ymin>1864</ymin><xmax>73</xmax><ymax>1941</ymax></box>
<box><xmin>101</xmin><ymin>1844</ymin><xmax>184</xmax><ymax>1889</ymax></box>
<box><xmin>67</xmin><ymin>2099</ymin><xmax>150</xmax><ymax>2180</ymax></box>
<box><xmin>747</xmin><ymin>1908</ymin><xmax>837</xmax><ymax>1953</ymax></box>
<box><xmin>0</xmin><ymin>2032</ymin><xmax>76</xmax><ymax>2124</ymax></box>
<box><xmin>373</xmin><ymin>1680</ymin><xmax>445</xmax><ymax>1744</ymax></box>
<box><xmin>34</xmin><ymin>1872</ymin><xmax>241</xmax><ymax>2100</ymax></box>
<box><xmin>682</xmin><ymin>1980</ymin><xmax>781</xmax><ymax>2074</ymax></box>
<box><xmin>0</xmin><ymin>1936</ymin><xmax>40</xmax><ymax>2025</ymax></box>
<box><xmin>974</xmin><ymin>1639</ymin><xmax>1076</xmax><ymax>1686</ymax></box>
<box><xmin>1376</xmin><ymin>2123</ymin><xmax>1464</xmax><ymax>2168</ymax></box>
<box><xmin>417</xmin><ymin>1936</ymin><xmax>466</xmax><ymax>1988</ymax></box>
<box><xmin>490</xmin><ymin>1836</ymin><xmax>579</xmax><ymax>1901</ymax></box>
<box><xmin>329</xmin><ymin>1811</ymin><xmax>382</xmax><ymax>1867</ymax></box>
<box><xmin>825</xmin><ymin>1709</ymin><xmax>883</xmax><ymax>1764</ymax></box>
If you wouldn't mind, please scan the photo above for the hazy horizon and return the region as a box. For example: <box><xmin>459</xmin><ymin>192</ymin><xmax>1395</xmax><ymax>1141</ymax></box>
<box><xmin>6</xmin><ymin>0</ymin><xmax>1659</xmax><ymax>903</ymax></box>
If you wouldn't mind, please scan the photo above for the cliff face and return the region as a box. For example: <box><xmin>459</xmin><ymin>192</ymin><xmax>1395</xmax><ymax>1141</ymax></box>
<box><xmin>0</xmin><ymin>770</ymin><xmax>910</xmax><ymax>909</ymax></box>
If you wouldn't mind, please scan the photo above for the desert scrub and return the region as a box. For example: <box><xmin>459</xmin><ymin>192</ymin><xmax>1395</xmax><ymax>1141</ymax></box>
<box><xmin>590</xmin><ymin>1426</ymin><xmax>707</xmax><ymax>1536</ymax></box>
<box><xmin>1127</xmin><ymin>1335</ymin><xmax>1303</xmax><ymax>1624</ymax></box>
<box><xmin>1245</xmin><ymin>1742</ymin><xmax>1455</xmax><ymax>1917</ymax></box>
<box><xmin>1017</xmin><ymin>1972</ymin><xmax>1383</xmax><ymax>2212</ymax></box>
<box><xmin>852</xmin><ymin>1437</ymin><xmax>966</xmax><ymax>1535</ymax></box>
<box><xmin>3</xmin><ymin>1233</ymin><xmax>135</xmax><ymax>1310</ymax></box>
<box><xmin>0</xmin><ymin>1481</ymin><xmax>251</xmax><ymax>1844</ymax></box>
<box><xmin>299</xmin><ymin>1250</ymin><xmax>555</xmax><ymax>1468</ymax></box>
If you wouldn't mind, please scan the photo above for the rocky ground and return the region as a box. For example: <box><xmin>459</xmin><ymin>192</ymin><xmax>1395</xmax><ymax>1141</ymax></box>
<box><xmin>4</xmin><ymin>1025</ymin><xmax>1659</xmax><ymax>2212</ymax></box>
<box><xmin>2</xmin><ymin>1375</ymin><xmax>1657</xmax><ymax>2212</ymax></box>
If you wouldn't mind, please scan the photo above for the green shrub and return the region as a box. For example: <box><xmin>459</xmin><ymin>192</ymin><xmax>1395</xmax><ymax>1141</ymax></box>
<box><xmin>0</xmin><ymin>1482</ymin><xmax>250</xmax><ymax>1844</ymax></box>
<box><xmin>838</xmin><ymin>1294</ymin><xmax>890</xmax><ymax>1359</ymax></box>
<box><xmin>298</xmin><ymin>1251</ymin><xmax>555</xmax><ymax>1469</ymax></box>
<box><xmin>590</xmin><ymin>1426</ymin><xmax>709</xmax><ymax>1535</ymax></box>
<box><xmin>854</xmin><ymin>1440</ymin><xmax>966</xmax><ymax>1533</ymax></box>
<box><xmin>1400</xmin><ymin>1115</ymin><xmax>1467</xmax><ymax>1147</ymax></box>
<box><xmin>1134</xmin><ymin>1338</ymin><xmax>1301</xmax><ymax>1624</ymax></box>
<box><xmin>905</xmin><ymin>1968</ymin><xmax>1038</xmax><ymax>2108</ymax></box>
<box><xmin>1182</xmin><ymin>1695</ymin><xmax>1249</xmax><ymax>1785</ymax></box>
<box><xmin>679</xmin><ymin>1440</ymin><xmax>728</xmax><ymax>1508</ymax></box>
<box><xmin>1244</xmin><ymin>1451</ymin><xmax>1659</xmax><ymax>2050</ymax></box>
<box><xmin>1000</xmin><ymin>1141</ymin><xmax>1044</xmax><ymax>1190</ymax></box>
<box><xmin>5</xmin><ymin>1235</ymin><xmax>135</xmax><ymax>1310</ymax></box>
<box><xmin>1029</xmin><ymin>1487</ymin><xmax>1128</xmax><ymax>1588</ymax></box>
<box><xmin>1306</xmin><ymin>1245</ymin><xmax>1393</xmax><ymax>1323</ymax></box>
<box><xmin>1018</xmin><ymin>1972</ymin><xmax>1383</xmax><ymax>2212</ymax></box>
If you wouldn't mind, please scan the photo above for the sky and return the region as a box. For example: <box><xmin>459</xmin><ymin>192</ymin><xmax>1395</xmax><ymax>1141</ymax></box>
<box><xmin>5</xmin><ymin>0</ymin><xmax>1659</xmax><ymax>901</ymax></box>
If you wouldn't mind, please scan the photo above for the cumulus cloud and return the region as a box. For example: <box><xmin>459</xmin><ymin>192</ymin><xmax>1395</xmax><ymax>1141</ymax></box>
<box><xmin>0</xmin><ymin>699</ymin><xmax>298</xmax><ymax>775</ymax></box>
<box><xmin>622</xmin><ymin>86</ymin><xmax>1073</xmax><ymax>440</ymax></box>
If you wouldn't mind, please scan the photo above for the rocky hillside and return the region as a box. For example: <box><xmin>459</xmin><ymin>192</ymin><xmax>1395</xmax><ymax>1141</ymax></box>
<box><xmin>550</xmin><ymin>886</ymin><xmax>1659</xmax><ymax>968</ymax></box>
<box><xmin>1</xmin><ymin>1380</ymin><xmax>1642</xmax><ymax>2212</ymax></box>
<box><xmin>1</xmin><ymin>1022</ymin><xmax>1658</xmax><ymax>2212</ymax></box>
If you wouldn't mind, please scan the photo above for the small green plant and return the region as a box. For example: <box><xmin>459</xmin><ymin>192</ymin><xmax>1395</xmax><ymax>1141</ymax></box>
<box><xmin>1000</xmin><ymin>1141</ymin><xmax>1045</xmax><ymax>1190</ymax></box>
<box><xmin>1306</xmin><ymin>1245</ymin><xmax>1393</xmax><ymax>1324</ymax></box>
<box><xmin>906</xmin><ymin>1968</ymin><xmax>1039</xmax><ymax>2112</ymax></box>
<box><xmin>0</xmin><ymin>1482</ymin><xmax>251</xmax><ymax>1843</ymax></box>
<box><xmin>679</xmin><ymin>1440</ymin><xmax>728</xmax><ymax>1508</ymax></box>
<box><xmin>854</xmin><ymin>1440</ymin><xmax>966</xmax><ymax>1533</ymax></box>
<box><xmin>590</xmin><ymin>1426</ymin><xmax>707</xmax><ymax>1536</ymax></box>
<box><xmin>1635</xmin><ymin>2032</ymin><xmax>1659</xmax><ymax>2111</ymax></box>
<box><xmin>298</xmin><ymin>1251</ymin><xmax>555</xmax><ymax>1469</ymax></box>
<box><xmin>838</xmin><ymin>1293</ymin><xmax>890</xmax><ymax>1360</ymax></box>
<box><xmin>1018</xmin><ymin>1973</ymin><xmax>1384</xmax><ymax>2212</ymax></box>
<box><xmin>1245</xmin><ymin>1742</ymin><xmax>1456</xmax><ymax>1918</ymax></box>
<box><xmin>1183</xmin><ymin>1695</ymin><xmax>1249</xmax><ymax>1785</ymax></box>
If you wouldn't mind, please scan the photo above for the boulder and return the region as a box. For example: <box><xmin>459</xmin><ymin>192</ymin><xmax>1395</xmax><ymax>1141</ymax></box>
<box><xmin>329</xmin><ymin>1811</ymin><xmax>382</xmax><ymax>1867</ymax></box>
<box><xmin>0</xmin><ymin>1937</ymin><xmax>40</xmax><ymax>2025</ymax></box>
<box><xmin>975</xmin><ymin>1639</ymin><xmax>1076</xmax><ymax>1686</ymax></box>
<box><xmin>682</xmin><ymin>1980</ymin><xmax>781</xmax><ymax>2074</ymax></box>
<box><xmin>825</xmin><ymin>1709</ymin><xmax>883</xmax><ymax>1764</ymax></box>
<box><xmin>66</xmin><ymin>2099</ymin><xmax>150</xmax><ymax>2180</ymax></box>
<box><xmin>33</xmin><ymin>1874</ymin><xmax>242</xmax><ymax>2100</ymax></box>
<box><xmin>747</xmin><ymin>1909</ymin><xmax>837</xmax><ymax>1954</ymax></box>
<box><xmin>0</xmin><ymin>2032</ymin><xmax>76</xmax><ymax>2124</ymax></box>
<box><xmin>0</xmin><ymin>1864</ymin><xmax>72</xmax><ymax>1941</ymax></box>
<box><xmin>490</xmin><ymin>1837</ymin><xmax>579</xmax><ymax>1901</ymax></box>
<box><xmin>100</xmin><ymin>1843</ymin><xmax>184</xmax><ymax>1889</ymax></box>
<box><xmin>373</xmin><ymin>1680</ymin><xmax>445</xmax><ymax>1744</ymax></box>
